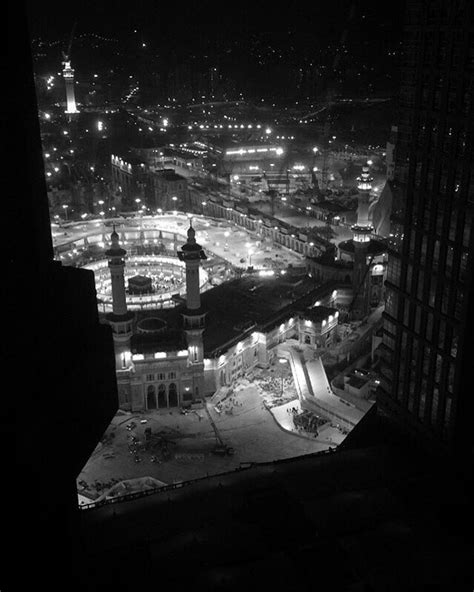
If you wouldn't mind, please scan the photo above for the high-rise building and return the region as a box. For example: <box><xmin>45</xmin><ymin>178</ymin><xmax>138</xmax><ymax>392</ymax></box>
<box><xmin>12</xmin><ymin>9</ymin><xmax>117</xmax><ymax>590</ymax></box>
<box><xmin>378</xmin><ymin>0</ymin><xmax>473</xmax><ymax>456</ymax></box>
<box><xmin>385</xmin><ymin>125</ymin><xmax>398</xmax><ymax>182</ymax></box>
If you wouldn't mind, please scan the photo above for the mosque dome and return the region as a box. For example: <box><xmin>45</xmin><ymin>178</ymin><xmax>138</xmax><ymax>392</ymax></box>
<box><xmin>137</xmin><ymin>317</ymin><xmax>167</xmax><ymax>334</ymax></box>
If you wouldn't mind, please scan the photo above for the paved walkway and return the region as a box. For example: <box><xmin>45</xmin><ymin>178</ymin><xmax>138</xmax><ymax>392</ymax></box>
<box><xmin>77</xmin><ymin>386</ymin><xmax>329</xmax><ymax>503</ymax></box>
<box><xmin>269</xmin><ymin>399</ymin><xmax>303</xmax><ymax>433</ymax></box>
<box><xmin>268</xmin><ymin>399</ymin><xmax>347</xmax><ymax>445</ymax></box>
<box><xmin>277</xmin><ymin>343</ymin><xmax>365</xmax><ymax>428</ymax></box>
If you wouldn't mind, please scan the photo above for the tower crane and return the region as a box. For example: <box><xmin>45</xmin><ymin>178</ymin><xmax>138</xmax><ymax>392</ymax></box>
<box><xmin>262</xmin><ymin>172</ymin><xmax>278</xmax><ymax>217</ymax></box>
<box><xmin>62</xmin><ymin>21</ymin><xmax>77</xmax><ymax>64</ymax></box>
<box><xmin>319</xmin><ymin>2</ymin><xmax>356</xmax><ymax>193</ymax></box>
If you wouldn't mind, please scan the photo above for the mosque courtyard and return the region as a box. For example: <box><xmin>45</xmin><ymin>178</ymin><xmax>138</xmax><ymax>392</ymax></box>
<box><xmin>77</xmin><ymin>366</ymin><xmax>347</xmax><ymax>507</ymax></box>
<box><xmin>51</xmin><ymin>212</ymin><xmax>304</xmax><ymax>272</ymax></box>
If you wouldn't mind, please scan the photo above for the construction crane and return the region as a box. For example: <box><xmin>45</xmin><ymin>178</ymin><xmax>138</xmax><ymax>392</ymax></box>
<box><xmin>262</xmin><ymin>172</ymin><xmax>279</xmax><ymax>216</ymax></box>
<box><xmin>319</xmin><ymin>3</ymin><xmax>356</xmax><ymax>193</ymax></box>
<box><xmin>320</xmin><ymin>119</ymin><xmax>331</xmax><ymax>192</ymax></box>
<box><xmin>62</xmin><ymin>21</ymin><xmax>77</xmax><ymax>63</ymax></box>
<box><xmin>203</xmin><ymin>403</ymin><xmax>234</xmax><ymax>455</ymax></box>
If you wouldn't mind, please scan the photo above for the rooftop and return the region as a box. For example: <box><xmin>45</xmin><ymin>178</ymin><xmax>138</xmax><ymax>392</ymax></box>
<box><xmin>313</xmin><ymin>200</ymin><xmax>353</xmax><ymax>213</ymax></box>
<box><xmin>338</xmin><ymin>237</ymin><xmax>387</xmax><ymax>255</ymax></box>
<box><xmin>303</xmin><ymin>305</ymin><xmax>338</xmax><ymax>323</ymax></box>
<box><xmin>346</xmin><ymin>375</ymin><xmax>368</xmax><ymax>389</ymax></box>
<box><xmin>111</xmin><ymin>153</ymin><xmax>146</xmax><ymax>168</ymax></box>
<box><xmin>131</xmin><ymin>328</ymin><xmax>186</xmax><ymax>354</ymax></box>
<box><xmin>308</xmin><ymin>252</ymin><xmax>353</xmax><ymax>267</ymax></box>
<box><xmin>137</xmin><ymin>277</ymin><xmax>340</xmax><ymax>355</ymax></box>
<box><xmin>153</xmin><ymin>169</ymin><xmax>187</xmax><ymax>182</ymax></box>
<box><xmin>162</xmin><ymin>147</ymin><xmax>201</xmax><ymax>160</ymax></box>
<box><xmin>137</xmin><ymin>316</ymin><xmax>167</xmax><ymax>333</ymax></box>
<box><xmin>79</xmin><ymin>435</ymin><xmax>473</xmax><ymax>592</ymax></box>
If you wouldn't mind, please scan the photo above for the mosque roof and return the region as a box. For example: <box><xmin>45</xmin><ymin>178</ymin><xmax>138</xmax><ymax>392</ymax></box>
<box><xmin>135</xmin><ymin>277</ymin><xmax>343</xmax><ymax>357</ymax></box>
<box><xmin>338</xmin><ymin>238</ymin><xmax>387</xmax><ymax>256</ymax></box>
<box><xmin>303</xmin><ymin>306</ymin><xmax>338</xmax><ymax>323</ymax></box>
<box><xmin>131</xmin><ymin>329</ymin><xmax>186</xmax><ymax>354</ymax></box>
<box><xmin>137</xmin><ymin>316</ymin><xmax>167</xmax><ymax>333</ymax></box>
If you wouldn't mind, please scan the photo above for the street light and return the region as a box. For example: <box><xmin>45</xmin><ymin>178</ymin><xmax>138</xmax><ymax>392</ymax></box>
<box><xmin>62</xmin><ymin>204</ymin><xmax>69</xmax><ymax>222</ymax></box>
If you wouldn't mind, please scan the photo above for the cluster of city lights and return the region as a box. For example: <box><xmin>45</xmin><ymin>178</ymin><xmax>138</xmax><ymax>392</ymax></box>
<box><xmin>225</xmin><ymin>146</ymin><xmax>284</xmax><ymax>156</ymax></box>
<box><xmin>191</xmin><ymin>123</ymin><xmax>264</xmax><ymax>131</ymax></box>
<box><xmin>46</xmin><ymin>75</ymin><xmax>55</xmax><ymax>90</ymax></box>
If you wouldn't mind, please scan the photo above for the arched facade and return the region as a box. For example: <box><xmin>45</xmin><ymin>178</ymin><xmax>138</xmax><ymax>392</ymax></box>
<box><xmin>147</xmin><ymin>385</ymin><xmax>156</xmax><ymax>409</ymax></box>
<box><xmin>158</xmin><ymin>383</ymin><xmax>167</xmax><ymax>408</ymax></box>
<box><xmin>168</xmin><ymin>382</ymin><xmax>178</xmax><ymax>407</ymax></box>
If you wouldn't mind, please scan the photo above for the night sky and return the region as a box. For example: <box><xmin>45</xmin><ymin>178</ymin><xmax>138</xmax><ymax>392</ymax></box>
<box><xmin>27</xmin><ymin>0</ymin><xmax>403</xmax><ymax>102</ymax></box>
<box><xmin>26</xmin><ymin>0</ymin><xmax>401</xmax><ymax>46</ymax></box>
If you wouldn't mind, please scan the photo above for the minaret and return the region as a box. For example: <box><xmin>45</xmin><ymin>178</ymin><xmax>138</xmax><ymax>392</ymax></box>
<box><xmin>62</xmin><ymin>58</ymin><xmax>78</xmax><ymax>115</ymax></box>
<box><xmin>350</xmin><ymin>166</ymin><xmax>374</xmax><ymax>319</ymax></box>
<box><xmin>177</xmin><ymin>221</ymin><xmax>207</xmax><ymax>400</ymax></box>
<box><xmin>105</xmin><ymin>226</ymin><xmax>134</xmax><ymax>369</ymax></box>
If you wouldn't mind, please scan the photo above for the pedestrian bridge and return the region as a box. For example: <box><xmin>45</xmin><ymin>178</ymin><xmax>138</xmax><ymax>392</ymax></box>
<box><xmin>276</xmin><ymin>343</ymin><xmax>365</xmax><ymax>431</ymax></box>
